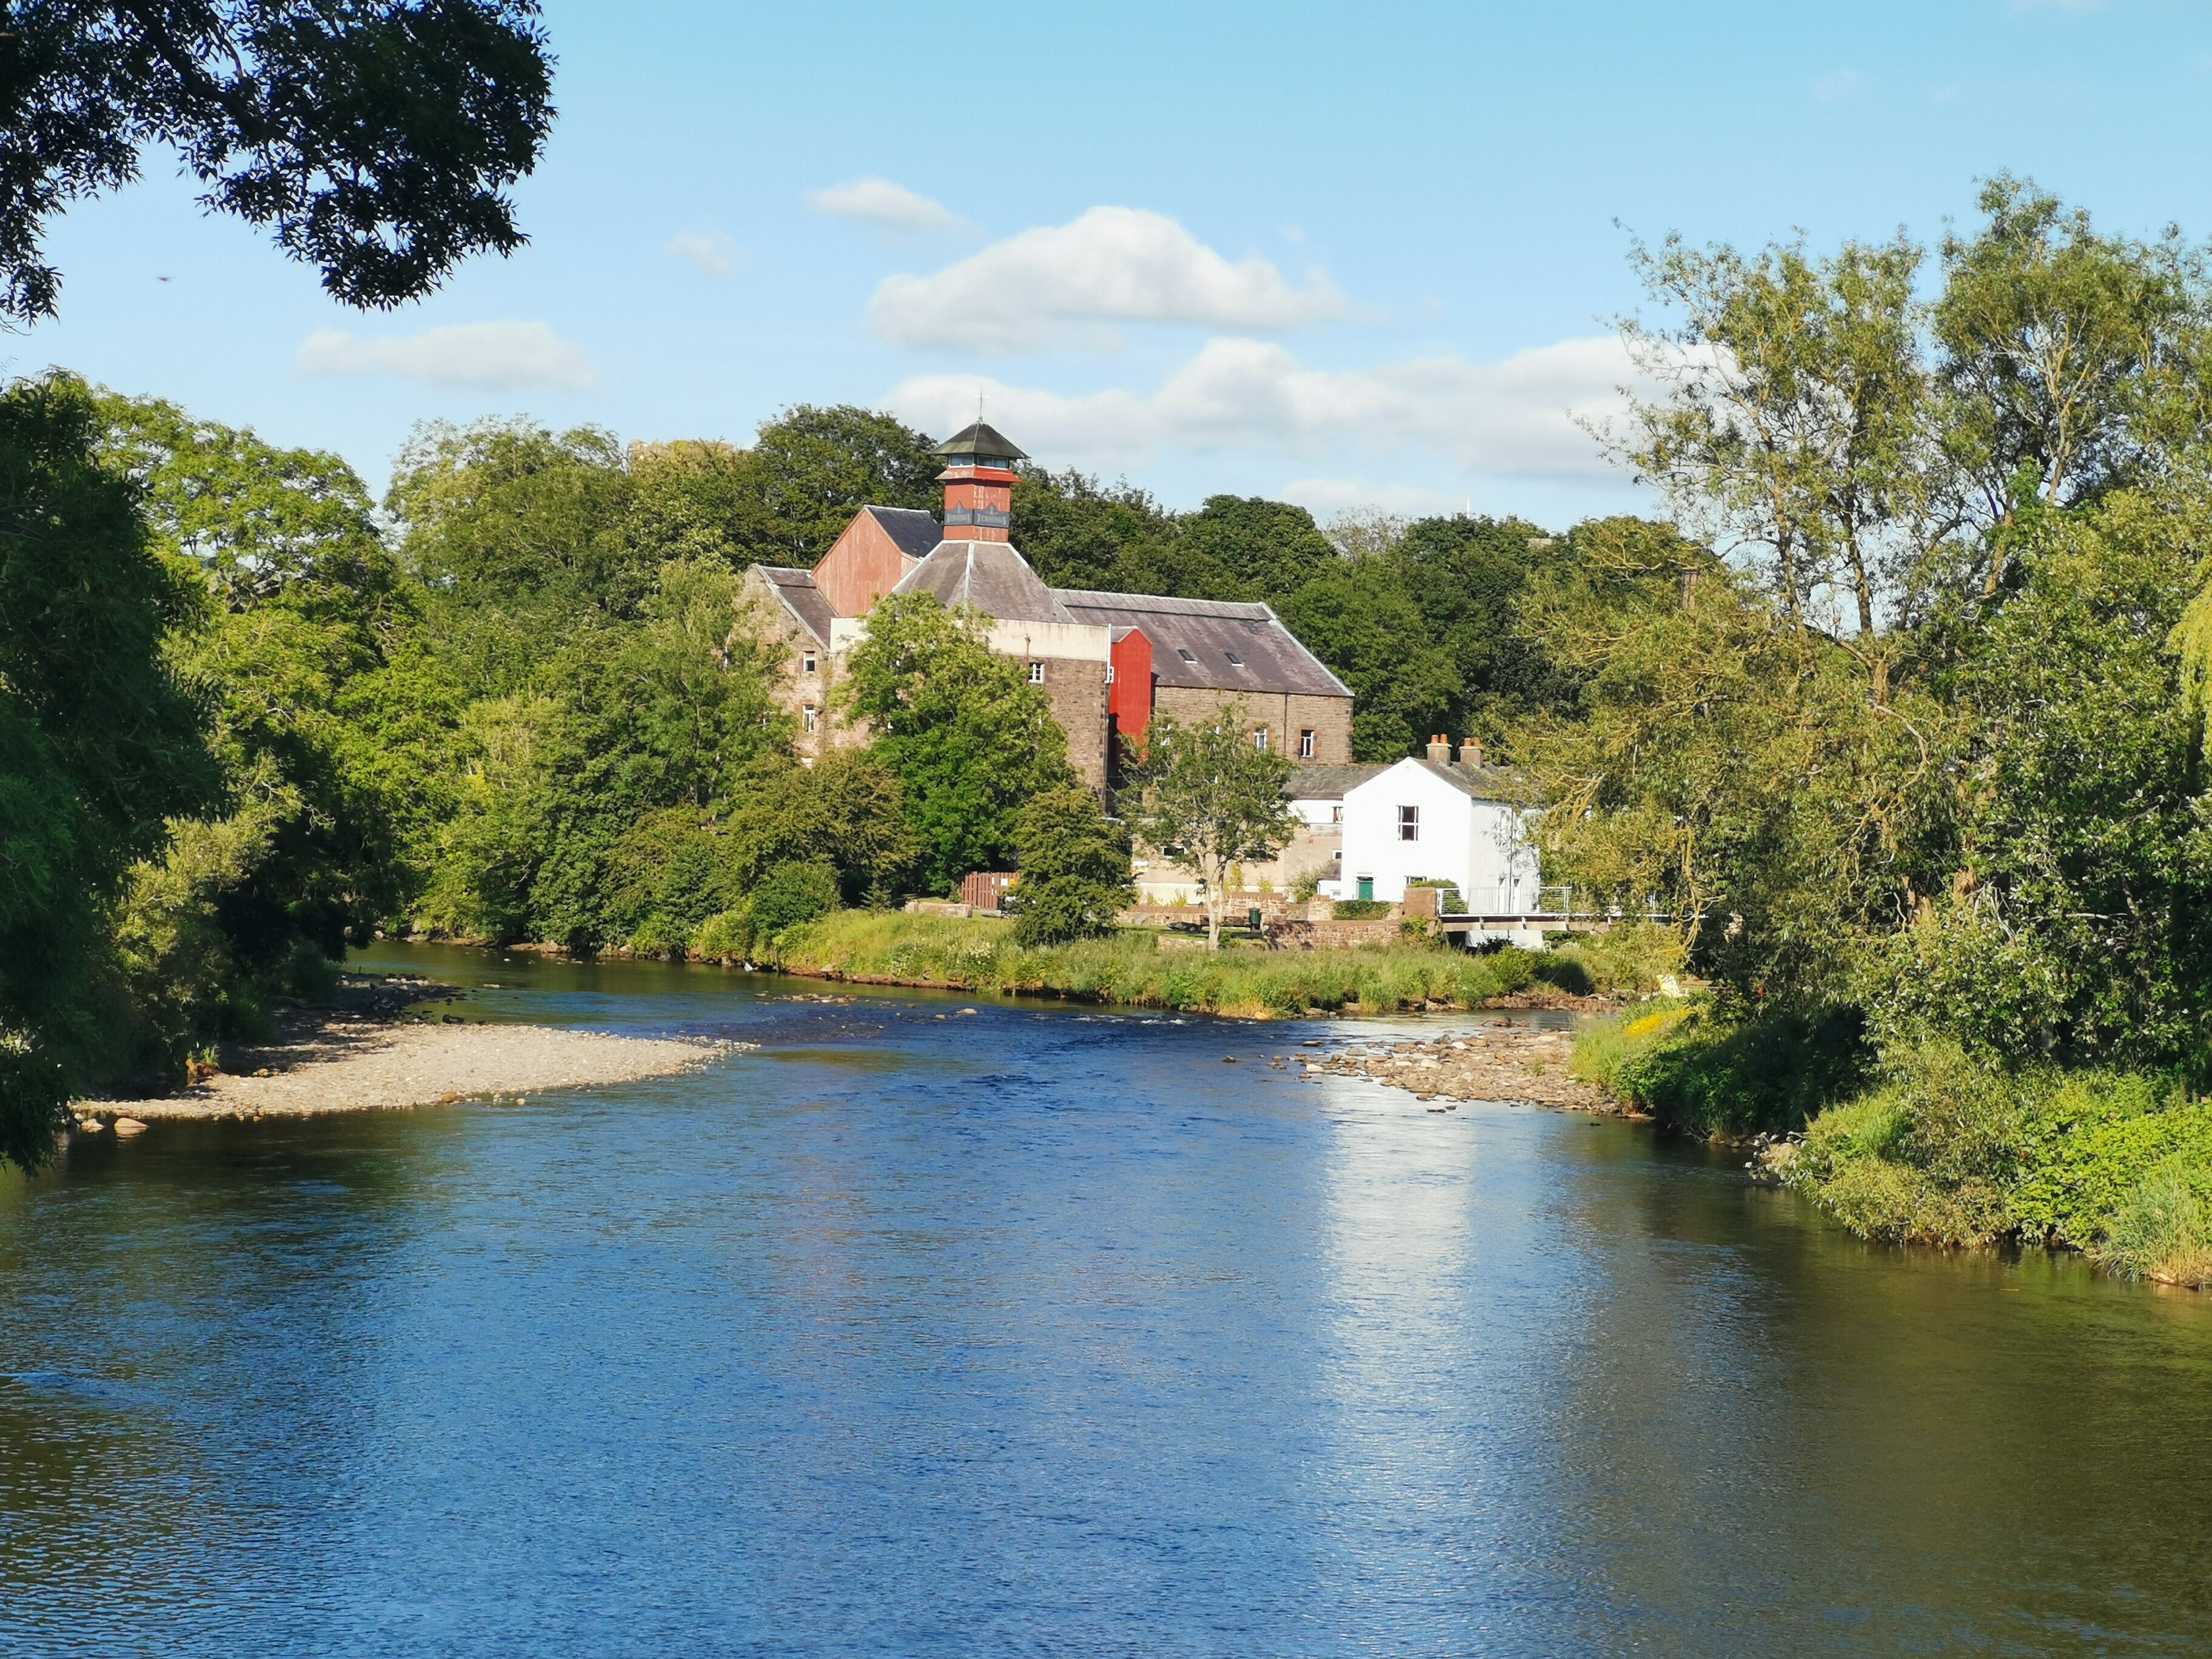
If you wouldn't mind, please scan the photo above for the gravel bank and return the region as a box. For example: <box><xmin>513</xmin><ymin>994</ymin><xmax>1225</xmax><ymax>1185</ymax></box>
<box><xmin>83</xmin><ymin>977</ymin><xmax>729</xmax><ymax>1125</ymax></box>
<box><xmin>1304</xmin><ymin>1021</ymin><xmax>1613</xmax><ymax>1112</ymax></box>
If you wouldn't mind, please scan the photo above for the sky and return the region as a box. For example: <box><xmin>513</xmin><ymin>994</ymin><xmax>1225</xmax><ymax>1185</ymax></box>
<box><xmin>18</xmin><ymin>0</ymin><xmax>2212</xmax><ymax>529</ymax></box>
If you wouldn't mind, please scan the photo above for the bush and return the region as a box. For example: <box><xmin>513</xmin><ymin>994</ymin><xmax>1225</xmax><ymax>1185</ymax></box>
<box><xmin>751</xmin><ymin>862</ymin><xmax>840</xmax><ymax>936</ymax></box>
<box><xmin>693</xmin><ymin>906</ymin><xmax>754</xmax><ymax>964</ymax></box>
<box><xmin>1333</xmin><ymin>899</ymin><xmax>1391</xmax><ymax>919</ymax></box>
<box><xmin>1549</xmin><ymin>923</ymin><xmax>1684</xmax><ymax>996</ymax></box>
<box><xmin>1530</xmin><ymin>954</ymin><xmax>1595</xmax><ymax>995</ymax></box>
<box><xmin>1004</xmin><ymin>786</ymin><xmax>1133</xmax><ymax>946</ymax></box>
<box><xmin>2102</xmin><ymin>1160</ymin><xmax>2212</xmax><ymax>1284</ymax></box>
<box><xmin>1574</xmin><ymin>999</ymin><xmax>1871</xmax><ymax>1137</ymax></box>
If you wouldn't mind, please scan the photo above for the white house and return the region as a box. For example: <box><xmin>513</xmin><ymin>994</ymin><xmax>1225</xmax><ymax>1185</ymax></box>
<box><xmin>1327</xmin><ymin>748</ymin><xmax>1540</xmax><ymax>911</ymax></box>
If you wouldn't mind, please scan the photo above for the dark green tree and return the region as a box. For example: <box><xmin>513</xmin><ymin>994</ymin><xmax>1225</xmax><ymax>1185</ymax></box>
<box><xmin>749</xmin><ymin>404</ymin><xmax>940</xmax><ymax>564</ymax></box>
<box><xmin>1010</xmin><ymin>466</ymin><xmax>1181</xmax><ymax>592</ymax></box>
<box><xmin>1006</xmin><ymin>786</ymin><xmax>1133</xmax><ymax>945</ymax></box>
<box><xmin>841</xmin><ymin>594</ymin><xmax>1075</xmax><ymax>894</ymax></box>
<box><xmin>0</xmin><ymin>0</ymin><xmax>554</xmax><ymax>319</ymax></box>
<box><xmin>0</xmin><ymin>375</ymin><xmax>218</xmax><ymax>1165</ymax></box>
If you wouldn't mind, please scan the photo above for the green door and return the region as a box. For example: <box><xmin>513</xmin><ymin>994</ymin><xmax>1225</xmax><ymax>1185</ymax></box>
<box><xmin>1357</xmin><ymin>876</ymin><xmax>1374</xmax><ymax>902</ymax></box>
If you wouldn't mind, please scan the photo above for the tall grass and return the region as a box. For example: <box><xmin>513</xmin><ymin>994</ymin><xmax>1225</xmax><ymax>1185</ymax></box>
<box><xmin>766</xmin><ymin>911</ymin><xmax>1542</xmax><ymax>1017</ymax></box>
<box><xmin>1570</xmin><ymin>999</ymin><xmax>1870</xmax><ymax>1138</ymax></box>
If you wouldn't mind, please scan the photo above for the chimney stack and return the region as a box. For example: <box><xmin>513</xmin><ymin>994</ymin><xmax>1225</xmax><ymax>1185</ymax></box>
<box><xmin>1461</xmin><ymin>737</ymin><xmax>1483</xmax><ymax>768</ymax></box>
<box><xmin>1426</xmin><ymin>734</ymin><xmax>1451</xmax><ymax>763</ymax></box>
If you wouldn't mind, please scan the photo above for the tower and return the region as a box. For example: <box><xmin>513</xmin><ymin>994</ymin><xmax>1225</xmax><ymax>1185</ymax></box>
<box><xmin>932</xmin><ymin>421</ymin><xmax>1027</xmax><ymax>541</ymax></box>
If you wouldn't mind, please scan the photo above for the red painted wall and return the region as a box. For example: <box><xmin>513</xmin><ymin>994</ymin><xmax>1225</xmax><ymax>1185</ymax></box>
<box><xmin>815</xmin><ymin>512</ymin><xmax>925</xmax><ymax>616</ymax></box>
<box><xmin>1110</xmin><ymin>627</ymin><xmax>1155</xmax><ymax>743</ymax></box>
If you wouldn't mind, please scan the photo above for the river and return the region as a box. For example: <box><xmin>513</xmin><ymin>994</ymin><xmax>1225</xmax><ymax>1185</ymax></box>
<box><xmin>4</xmin><ymin>943</ymin><xmax>2211</xmax><ymax>1656</ymax></box>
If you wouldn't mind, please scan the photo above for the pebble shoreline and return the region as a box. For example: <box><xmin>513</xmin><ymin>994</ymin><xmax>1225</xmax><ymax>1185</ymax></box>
<box><xmin>1295</xmin><ymin>1021</ymin><xmax>1615</xmax><ymax>1113</ymax></box>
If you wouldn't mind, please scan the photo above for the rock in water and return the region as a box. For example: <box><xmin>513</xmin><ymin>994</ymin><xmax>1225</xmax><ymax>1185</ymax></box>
<box><xmin>112</xmin><ymin>1118</ymin><xmax>149</xmax><ymax>1136</ymax></box>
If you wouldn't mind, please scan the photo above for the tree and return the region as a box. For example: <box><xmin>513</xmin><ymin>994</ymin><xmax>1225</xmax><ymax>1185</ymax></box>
<box><xmin>0</xmin><ymin>375</ymin><xmax>218</xmax><ymax>1166</ymax></box>
<box><xmin>1126</xmin><ymin>709</ymin><xmax>1298</xmax><ymax>950</ymax></box>
<box><xmin>1276</xmin><ymin>559</ymin><xmax>1461</xmax><ymax>760</ymax></box>
<box><xmin>840</xmin><ymin>593</ymin><xmax>1075</xmax><ymax>894</ymax></box>
<box><xmin>748</xmin><ymin>404</ymin><xmax>940</xmax><ymax>564</ymax></box>
<box><xmin>1005</xmin><ymin>786</ymin><xmax>1133</xmax><ymax>945</ymax></box>
<box><xmin>1618</xmin><ymin>229</ymin><xmax>1946</xmax><ymax>663</ymax></box>
<box><xmin>0</xmin><ymin>0</ymin><xmax>554</xmax><ymax>320</ymax></box>
<box><xmin>1010</xmin><ymin>466</ymin><xmax>1179</xmax><ymax>593</ymax></box>
<box><xmin>1177</xmin><ymin>494</ymin><xmax>1340</xmax><ymax>603</ymax></box>
<box><xmin>1935</xmin><ymin>176</ymin><xmax>2211</xmax><ymax>595</ymax></box>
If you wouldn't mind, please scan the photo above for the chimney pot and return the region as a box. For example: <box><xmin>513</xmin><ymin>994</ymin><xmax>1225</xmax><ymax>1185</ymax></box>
<box><xmin>1425</xmin><ymin>735</ymin><xmax>1451</xmax><ymax>763</ymax></box>
<box><xmin>1462</xmin><ymin>737</ymin><xmax>1484</xmax><ymax>768</ymax></box>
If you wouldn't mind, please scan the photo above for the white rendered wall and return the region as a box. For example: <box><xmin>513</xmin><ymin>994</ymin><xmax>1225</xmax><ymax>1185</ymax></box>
<box><xmin>1338</xmin><ymin>760</ymin><xmax>1540</xmax><ymax>908</ymax></box>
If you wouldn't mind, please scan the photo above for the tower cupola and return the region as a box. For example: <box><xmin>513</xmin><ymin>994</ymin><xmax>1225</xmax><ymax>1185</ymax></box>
<box><xmin>933</xmin><ymin>420</ymin><xmax>1027</xmax><ymax>542</ymax></box>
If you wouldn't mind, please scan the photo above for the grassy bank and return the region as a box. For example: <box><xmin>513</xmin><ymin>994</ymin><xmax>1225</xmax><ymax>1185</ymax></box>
<box><xmin>1573</xmin><ymin>1004</ymin><xmax>2212</xmax><ymax>1286</ymax></box>
<box><xmin>766</xmin><ymin>911</ymin><xmax>1578</xmax><ymax>1018</ymax></box>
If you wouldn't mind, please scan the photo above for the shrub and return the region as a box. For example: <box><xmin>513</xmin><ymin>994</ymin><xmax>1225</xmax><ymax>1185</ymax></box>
<box><xmin>1531</xmin><ymin>954</ymin><xmax>1595</xmax><ymax>995</ymax></box>
<box><xmin>1333</xmin><ymin>899</ymin><xmax>1391</xmax><ymax>919</ymax></box>
<box><xmin>1549</xmin><ymin>923</ymin><xmax>1684</xmax><ymax>996</ymax></box>
<box><xmin>1004</xmin><ymin>786</ymin><xmax>1133</xmax><ymax>946</ymax></box>
<box><xmin>1574</xmin><ymin>999</ymin><xmax>1870</xmax><ymax>1136</ymax></box>
<box><xmin>751</xmin><ymin>862</ymin><xmax>840</xmax><ymax>936</ymax></box>
<box><xmin>693</xmin><ymin>906</ymin><xmax>754</xmax><ymax>964</ymax></box>
<box><xmin>2100</xmin><ymin>1159</ymin><xmax>2212</xmax><ymax>1284</ymax></box>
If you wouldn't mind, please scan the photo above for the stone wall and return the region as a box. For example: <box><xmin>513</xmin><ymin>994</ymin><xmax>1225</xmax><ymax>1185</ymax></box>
<box><xmin>1150</xmin><ymin>686</ymin><xmax>1354</xmax><ymax>764</ymax></box>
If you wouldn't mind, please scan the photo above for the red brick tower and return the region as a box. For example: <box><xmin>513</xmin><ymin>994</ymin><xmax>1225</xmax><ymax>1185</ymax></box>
<box><xmin>933</xmin><ymin>421</ymin><xmax>1027</xmax><ymax>541</ymax></box>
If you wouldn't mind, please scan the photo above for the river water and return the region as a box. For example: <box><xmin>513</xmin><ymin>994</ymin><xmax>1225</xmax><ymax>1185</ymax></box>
<box><xmin>4</xmin><ymin>945</ymin><xmax>2212</xmax><ymax>1657</ymax></box>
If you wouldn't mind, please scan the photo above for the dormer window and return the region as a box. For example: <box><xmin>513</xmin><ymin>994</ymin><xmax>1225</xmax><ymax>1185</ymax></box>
<box><xmin>1225</xmin><ymin>651</ymin><xmax>1244</xmax><ymax>666</ymax></box>
<box><xmin>1176</xmin><ymin>648</ymin><xmax>1198</xmax><ymax>663</ymax></box>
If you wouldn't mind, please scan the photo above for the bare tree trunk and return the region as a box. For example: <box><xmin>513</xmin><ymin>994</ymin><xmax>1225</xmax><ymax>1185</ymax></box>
<box><xmin>1205</xmin><ymin>853</ymin><xmax>1224</xmax><ymax>951</ymax></box>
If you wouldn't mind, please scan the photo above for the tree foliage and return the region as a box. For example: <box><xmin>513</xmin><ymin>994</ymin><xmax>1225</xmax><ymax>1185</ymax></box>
<box><xmin>840</xmin><ymin>593</ymin><xmax>1074</xmax><ymax>894</ymax></box>
<box><xmin>1006</xmin><ymin>786</ymin><xmax>1133</xmax><ymax>945</ymax></box>
<box><xmin>1127</xmin><ymin>710</ymin><xmax>1298</xmax><ymax>950</ymax></box>
<box><xmin>0</xmin><ymin>0</ymin><xmax>554</xmax><ymax>320</ymax></box>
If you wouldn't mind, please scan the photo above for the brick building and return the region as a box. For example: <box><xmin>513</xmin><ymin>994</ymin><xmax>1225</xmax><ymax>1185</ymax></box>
<box><xmin>741</xmin><ymin>423</ymin><xmax>1354</xmax><ymax>791</ymax></box>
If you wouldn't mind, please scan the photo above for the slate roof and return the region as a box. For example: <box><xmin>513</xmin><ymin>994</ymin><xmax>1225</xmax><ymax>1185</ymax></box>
<box><xmin>932</xmin><ymin>421</ymin><xmax>1028</xmax><ymax>463</ymax></box>
<box><xmin>1371</xmin><ymin>757</ymin><xmax>1521</xmax><ymax>804</ymax></box>
<box><xmin>862</xmin><ymin>504</ymin><xmax>943</xmax><ymax>560</ymax></box>
<box><xmin>1283</xmin><ymin>762</ymin><xmax>1389</xmax><ymax>802</ymax></box>
<box><xmin>1050</xmin><ymin>589</ymin><xmax>1353</xmax><ymax>699</ymax></box>
<box><xmin>893</xmin><ymin>539</ymin><xmax>1073</xmax><ymax>624</ymax></box>
<box><xmin>757</xmin><ymin>565</ymin><xmax>833</xmax><ymax>644</ymax></box>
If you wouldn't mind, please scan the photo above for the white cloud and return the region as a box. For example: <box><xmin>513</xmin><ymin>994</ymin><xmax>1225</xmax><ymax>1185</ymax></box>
<box><xmin>1280</xmin><ymin>477</ymin><xmax>1470</xmax><ymax>518</ymax></box>
<box><xmin>666</xmin><ymin>231</ymin><xmax>740</xmax><ymax>275</ymax></box>
<box><xmin>867</xmin><ymin>207</ymin><xmax>1347</xmax><ymax>352</ymax></box>
<box><xmin>297</xmin><ymin>321</ymin><xmax>598</xmax><ymax>392</ymax></box>
<box><xmin>886</xmin><ymin>334</ymin><xmax>1640</xmax><ymax>480</ymax></box>
<box><xmin>807</xmin><ymin>177</ymin><xmax>964</xmax><ymax>233</ymax></box>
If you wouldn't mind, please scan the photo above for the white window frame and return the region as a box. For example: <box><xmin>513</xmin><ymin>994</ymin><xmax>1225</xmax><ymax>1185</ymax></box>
<box><xmin>1028</xmin><ymin>661</ymin><xmax>1046</xmax><ymax>684</ymax></box>
<box><xmin>1398</xmin><ymin>804</ymin><xmax>1419</xmax><ymax>842</ymax></box>
<box><xmin>802</xmin><ymin>704</ymin><xmax>819</xmax><ymax>733</ymax></box>
<box><xmin>1299</xmin><ymin>728</ymin><xmax>1316</xmax><ymax>759</ymax></box>
<box><xmin>801</xmin><ymin>651</ymin><xmax>817</xmax><ymax>675</ymax></box>
<box><xmin>1253</xmin><ymin>726</ymin><xmax>1269</xmax><ymax>751</ymax></box>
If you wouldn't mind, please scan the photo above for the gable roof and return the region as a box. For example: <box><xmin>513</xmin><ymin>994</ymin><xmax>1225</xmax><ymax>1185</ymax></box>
<box><xmin>1349</xmin><ymin>756</ymin><xmax>1519</xmax><ymax>804</ymax></box>
<box><xmin>757</xmin><ymin>565</ymin><xmax>833</xmax><ymax>644</ymax></box>
<box><xmin>1051</xmin><ymin>589</ymin><xmax>1352</xmax><ymax>699</ymax></box>
<box><xmin>862</xmin><ymin>504</ymin><xmax>943</xmax><ymax>560</ymax></box>
<box><xmin>893</xmin><ymin>539</ymin><xmax>1073</xmax><ymax>624</ymax></box>
<box><xmin>1284</xmin><ymin>762</ymin><xmax>1389</xmax><ymax>802</ymax></box>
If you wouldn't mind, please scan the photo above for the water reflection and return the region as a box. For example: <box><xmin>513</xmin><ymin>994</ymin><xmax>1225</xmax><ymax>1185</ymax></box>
<box><xmin>2</xmin><ymin>945</ymin><xmax>2211</xmax><ymax>1655</ymax></box>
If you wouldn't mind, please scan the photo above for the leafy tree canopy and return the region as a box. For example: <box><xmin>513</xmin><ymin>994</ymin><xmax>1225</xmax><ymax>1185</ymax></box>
<box><xmin>1126</xmin><ymin>709</ymin><xmax>1298</xmax><ymax>950</ymax></box>
<box><xmin>0</xmin><ymin>0</ymin><xmax>555</xmax><ymax>320</ymax></box>
<box><xmin>840</xmin><ymin>593</ymin><xmax>1074</xmax><ymax>894</ymax></box>
<box><xmin>1007</xmin><ymin>786</ymin><xmax>1133</xmax><ymax>945</ymax></box>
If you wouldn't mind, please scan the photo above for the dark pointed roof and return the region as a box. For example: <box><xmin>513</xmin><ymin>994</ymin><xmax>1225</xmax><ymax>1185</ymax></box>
<box><xmin>931</xmin><ymin>421</ymin><xmax>1028</xmax><ymax>464</ymax></box>
<box><xmin>861</xmin><ymin>504</ymin><xmax>943</xmax><ymax>559</ymax></box>
<box><xmin>757</xmin><ymin>566</ymin><xmax>833</xmax><ymax>644</ymax></box>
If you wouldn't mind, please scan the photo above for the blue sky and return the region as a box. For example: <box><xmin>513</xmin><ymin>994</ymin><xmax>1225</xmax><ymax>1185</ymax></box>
<box><xmin>16</xmin><ymin>0</ymin><xmax>2212</xmax><ymax>528</ymax></box>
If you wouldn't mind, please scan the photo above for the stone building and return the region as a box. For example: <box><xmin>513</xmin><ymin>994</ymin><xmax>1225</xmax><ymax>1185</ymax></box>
<box><xmin>740</xmin><ymin>423</ymin><xmax>1353</xmax><ymax>791</ymax></box>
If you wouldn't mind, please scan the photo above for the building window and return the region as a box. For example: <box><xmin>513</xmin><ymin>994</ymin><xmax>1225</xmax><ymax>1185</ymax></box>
<box><xmin>802</xmin><ymin>705</ymin><xmax>818</xmax><ymax>733</ymax></box>
<box><xmin>1225</xmin><ymin>650</ymin><xmax>1244</xmax><ymax>666</ymax></box>
<box><xmin>1331</xmin><ymin>805</ymin><xmax>1343</xmax><ymax>824</ymax></box>
<box><xmin>1105</xmin><ymin>664</ymin><xmax>1115</xmax><ymax>685</ymax></box>
<box><xmin>801</xmin><ymin>651</ymin><xmax>817</xmax><ymax>675</ymax></box>
<box><xmin>1028</xmin><ymin>661</ymin><xmax>1045</xmax><ymax>684</ymax></box>
<box><xmin>1253</xmin><ymin>726</ymin><xmax>1269</xmax><ymax>751</ymax></box>
<box><xmin>1398</xmin><ymin>805</ymin><xmax>1419</xmax><ymax>842</ymax></box>
<box><xmin>1176</xmin><ymin>648</ymin><xmax>1198</xmax><ymax>663</ymax></box>
<box><xmin>1299</xmin><ymin>728</ymin><xmax>1316</xmax><ymax>759</ymax></box>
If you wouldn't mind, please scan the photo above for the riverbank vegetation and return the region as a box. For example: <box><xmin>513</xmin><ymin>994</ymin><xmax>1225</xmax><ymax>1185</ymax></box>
<box><xmin>1534</xmin><ymin>178</ymin><xmax>2212</xmax><ymax>1282</ymax></box>
<box><xmin>763</xmin><ymin>911</ymin><xmax>1580</xmax><ymax>1017</ymax></box>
